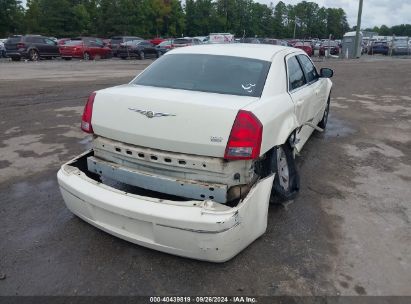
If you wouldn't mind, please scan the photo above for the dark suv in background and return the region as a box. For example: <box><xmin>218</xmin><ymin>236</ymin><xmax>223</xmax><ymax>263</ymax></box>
<box><xmin>110</xmin><ymin>36</ymin><xmax>143</xmax><ymax>56</ymax></box>
<box><xmin>5</xmin><ymin>35</ymin><xmax>60</xmax><ymax>61</ymax></box>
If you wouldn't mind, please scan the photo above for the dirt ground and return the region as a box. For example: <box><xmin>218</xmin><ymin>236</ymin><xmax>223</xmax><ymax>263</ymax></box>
<box><xmin>0</xmin><ymin>56</ymin><xmax>410</xmax><ymax>296</ymax></box>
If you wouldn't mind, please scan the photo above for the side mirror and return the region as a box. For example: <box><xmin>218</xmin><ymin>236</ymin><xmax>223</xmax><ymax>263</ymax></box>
<box><xmin>320</xmin><ymin>68</ymin><xmax>334</xmax><ymax>78</ymax></box>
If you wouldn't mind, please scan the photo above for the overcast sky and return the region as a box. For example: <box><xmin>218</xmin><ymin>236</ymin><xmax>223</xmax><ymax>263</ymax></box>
<box><xmin>257</xmin><ymin>0</ymin><xmax>411</xmax><ymax>28</ymax></box>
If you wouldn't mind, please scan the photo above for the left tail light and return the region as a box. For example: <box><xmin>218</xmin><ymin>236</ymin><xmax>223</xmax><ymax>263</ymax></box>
<box><xmin>81</xmin><ymin>92</ymin><xmax>96</xmax><ymax>133</ymax></box>
<box><xmin>224</xmin><ymin>110</ymin><xmax>263</xmax><ymax>160</ymax></box>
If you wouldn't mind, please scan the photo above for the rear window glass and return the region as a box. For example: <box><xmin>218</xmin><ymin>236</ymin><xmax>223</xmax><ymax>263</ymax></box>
<box><xmin>6</xmin><ymin>37</ymin><xmax>21</xmax><ymax>43</ymax></box>
<box><xmin>133</xmin><ymin>54</ymin><xmax>270</xmax><ymax>97</ymax></box>
<box><xmin>65</xmin><ymin>41</ymin><xmax>83</xmax><ymax>46</ymax></box>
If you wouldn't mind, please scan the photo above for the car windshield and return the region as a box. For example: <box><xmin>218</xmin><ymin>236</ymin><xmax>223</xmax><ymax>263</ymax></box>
<box><xmin>132</xmin><ymin>54</ymin><xmax>271</xmax><ymax>97</ymax></box>
<box><xmin>158</xmin><ymin>40</ymin><xmax>172</xmax><ymax>46</ymax></box>
<box><xmin>174</xmin><ymin>39</ymin><xmax>191</xmax><ymax>44</ymax></box>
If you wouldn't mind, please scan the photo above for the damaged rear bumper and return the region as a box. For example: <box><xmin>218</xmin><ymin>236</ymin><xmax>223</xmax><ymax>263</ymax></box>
<box><xmin>57</xmin><ymin>150</ymin><xmax>274</xmax><ymax>262</ymax></box>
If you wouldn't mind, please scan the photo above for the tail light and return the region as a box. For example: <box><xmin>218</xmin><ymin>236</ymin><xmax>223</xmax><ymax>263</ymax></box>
<box><xmin>224</xmin><ymin>110</ymin><xmax>263</xmax><ymax>160</ymax></box>
<box><xmin>17</xmin><ymin>43</ymin><xmax>25</xmax><ymax>49</ymax></box>
<box><xmin>81</xmin><ymin>92</ymin><xmax>96</xmax><ymax>133</ymax></box>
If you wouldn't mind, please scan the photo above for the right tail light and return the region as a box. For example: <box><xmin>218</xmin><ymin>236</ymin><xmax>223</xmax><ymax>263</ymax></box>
<box><xmin>81</xmin><ymin>92</ymin><xmax>96</xmax><ymax>133</ymax></box>
<box><xmin>224</xmin><ymin>110</ymin><xmax>263</xmax><ymax>160</ymax></box>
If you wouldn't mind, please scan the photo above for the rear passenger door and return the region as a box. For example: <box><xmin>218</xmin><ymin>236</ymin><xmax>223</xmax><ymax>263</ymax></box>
<box><xmin>296</xmin><ymin>54</ymin><xmax>325</xmax><ymax>122</ymax></box>
<box><xmin>286</xmin><ymin>54</ymin><xmax>317</xmax><ymax>151</ymax></box>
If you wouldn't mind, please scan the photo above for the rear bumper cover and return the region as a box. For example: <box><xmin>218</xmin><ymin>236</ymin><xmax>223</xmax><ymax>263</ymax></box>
<box><xmin>57</xmin><ymin>151</ymin><xmax>274</xmax><ymax>262</ymax></box>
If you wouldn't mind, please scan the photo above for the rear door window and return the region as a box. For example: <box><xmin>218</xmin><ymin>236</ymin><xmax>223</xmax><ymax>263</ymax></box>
<box><xmin>287</xmin><ymin>56</ymin><xmax>306</xmax><ymax>91</ymax></box>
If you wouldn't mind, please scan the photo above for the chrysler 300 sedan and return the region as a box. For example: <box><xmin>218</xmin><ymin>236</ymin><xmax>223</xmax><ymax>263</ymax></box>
<box><xmin>57</xmin><ymin>44</ymin><xmax>333</xmax><ymax>262</ymax></box>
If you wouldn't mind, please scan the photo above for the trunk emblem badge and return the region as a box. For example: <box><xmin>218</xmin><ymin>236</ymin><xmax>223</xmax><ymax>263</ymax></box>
<box><xmin>128</xmin><ymin>108</ymin><xmax>176</xmax><ymax>118</ymax></box>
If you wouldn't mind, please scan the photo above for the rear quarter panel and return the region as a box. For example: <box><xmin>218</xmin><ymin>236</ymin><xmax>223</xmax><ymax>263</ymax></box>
<box><xmin>244</xmin><ymin>49</ymin><xmax>299</xmax><ymax>155</ymax></box>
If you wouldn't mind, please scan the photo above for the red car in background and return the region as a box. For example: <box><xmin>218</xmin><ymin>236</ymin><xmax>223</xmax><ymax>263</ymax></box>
<box><xmin>293</xmin><ymin>41</ymin><xmax>313</xmax><ymax>56</ymax></box>
<box><xmin>57</xmin><ymin>38</ymin><xmax>71</xmax><ymax>45</ymax></box>
<box><xmin>150</xmin><ymin>37</ymin><xmax>165</xmax><ymax>45</ymax></box>
<box><xmin>319</xmin><ymin>40</ymin><xmax>340</xmax><ymax>56</ymax></box>
<box><xmin>59</xmin><ymin>38</ymin><xmax>112</xmax><ymax>60</ymax></box>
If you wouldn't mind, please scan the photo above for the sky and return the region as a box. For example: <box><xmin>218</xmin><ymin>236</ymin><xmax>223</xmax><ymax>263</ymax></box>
<box><xmin>256</xmin><ymin>0</ymin><xmax>411</xmax><ymax>28</ymax></box>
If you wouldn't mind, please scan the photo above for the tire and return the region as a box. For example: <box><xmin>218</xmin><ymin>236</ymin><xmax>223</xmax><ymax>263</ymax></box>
<box><xmin>11</xmin><ymin>57</ymin><xmax>21</xmax><ymax>62</ymax></box>
<box><xmin>83</xmin><ymin>52</ymin><xmax>91</xmax><ymax>60</ymax></box>
<box><xmin>120</xmin><ymin>56</ymin><xmax>127</xmax><ymax>60</ymax></box>
<box><xmin>139</xmin><ymin>51</ymin><xmax>145</xmax><ymax>60</ymax></box>
<box><xmin>318</xmin><ymin>95</ymin><xmax>331</xmax><ymax>129</ymax></box>
<box><xmin>29</xmin><ymin>49</ymin><xmax>39</xmax><ymax>61</ymax></box>
<box><xmin>63</xmin><ymin>57</ymin><xmax>72</xmax><ymax>61</ymax></box>
<box><xmin>270</xmin><ymin>143</ymin><xmax>300</xmax><ymax>203</ymax></box>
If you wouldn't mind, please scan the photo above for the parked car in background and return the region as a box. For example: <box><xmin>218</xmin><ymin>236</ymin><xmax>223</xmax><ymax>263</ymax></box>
<box><xmin>150</xmin><ymin>37</ymin><xmax>165</xmax><ymax>45</ymax></box>
<box><xmin>59</xmin><ymin>38</ymin><xmax>112</xmax><ymax>60</ymax></box>
<box><xmin>57</xmin><ymin>44</ymin><xmax>333</xmax><ymax>262</ymax></box>
<box><xmin>391</xmin><ymin>39</ymin><xmax>410</xmax><ymax>55</ymax></box>
<box><xmin>294</xmin><ymin>41</ymin><xmax>313</xmax><ymax>56</ymax></box>
<box><xmin>117</xmin><ymin>40</ymin><xmax>160</xmax><ymax>59</ymax></box>
<box><xmin>171</xmin><ymin>38</ymin><xmax>202</xmax><ymax>48</ymax></box>
<box><xmin>208</xmin><ymin>33</ymin><xmax>234</xmax><ymax>44</ymax></box>
<box><xmin>261</xmin><ymin>38</ymin><xmax>287</xmax><ymax>46</ymax></box>
<box><xmin>111</xmin><ymin>36</ymin><xmax>143</xmax><ymax>56</ymax></box>
<box><xmin>57</xmin><ymin>38</ymin><xmax>71</xmax><ymax>45</ymax></box>
<box><xmin>5</xmin><ymin>35</ymin><xmax>60</xmax><ymax>61</ymax></box>
<box><xmin>194</xmin><ymin>36</ymin><xmax>208</xmax><ymax>43</ymax></box>
<box><xmin>102</xmin><ymin>39</ymin><xmax>111</xmax><ymax>49</ymax></box>
<box><xmin>240</xmin><ymin>37</ymin><xmax>261</xmax><ymax>44</ymax></box>
<box><xmin>368</xmin><ymin>41</ymin><xmax>389</xmax><ymax>55</ymax></box>
<box><xmin>155</xmin><ymin>39</ymin><xmax>173</xmax><ymax>55</ymax></box>
<box><xmin>319</xmin><ymin>40</ymin><xmax>340</xmax><ymax>56</ymax></box>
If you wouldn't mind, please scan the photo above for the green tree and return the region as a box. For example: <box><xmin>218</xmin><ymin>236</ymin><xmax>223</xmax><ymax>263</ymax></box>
<box><xmin>0</xmin><ymin>0</ymin><xmax>25</xmax><ymax>36</ymax></box>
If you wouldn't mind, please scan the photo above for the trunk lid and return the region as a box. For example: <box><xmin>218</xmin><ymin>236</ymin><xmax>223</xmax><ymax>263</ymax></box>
<box><xmin>92</xmin><ymin>84</ymin><xmax>259</xmax><ymax>157</ymax></box>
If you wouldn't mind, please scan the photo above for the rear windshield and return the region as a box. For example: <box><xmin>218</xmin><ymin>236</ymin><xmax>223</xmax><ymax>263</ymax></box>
<box><xmin>6</xmin><ymin>37</ymin><xmax>21</xmax><ymax>43</ymax></box>
<box><xmin>65</xmin><ymin>40</ymin><xmax>83</xmax><ymax>46</ymax></box>
<box><xmin>132</xmin><ymin>54</ymin><xmax>271</xmax><ymax>97</ymax></box>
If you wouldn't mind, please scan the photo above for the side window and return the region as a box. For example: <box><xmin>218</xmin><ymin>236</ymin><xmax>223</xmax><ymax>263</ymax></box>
<box><xmin>287</xmin><ymin>56</ymin><xmax>306</xmax><ymax>91</ymax></box>
<box><xmin>45</xmin><ymin>38</ymin><xmax>55</xmax><ymax>45</ymax></box>
<box><xmin>298</xmin><ymin>55</ymin><xmax>318</xmax><ymax>83</ymax></box>
<box><xmin>34</xmin><ymin>37</ymin><xmax>45</xmax><ymax>44</ymax></box>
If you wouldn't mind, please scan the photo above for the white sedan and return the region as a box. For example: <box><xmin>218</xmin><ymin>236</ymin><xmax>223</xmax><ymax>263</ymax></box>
<box><xmin>57</xmin><ymin>44</ymin><xmax>333</xmax><ymax>262</ymax></box>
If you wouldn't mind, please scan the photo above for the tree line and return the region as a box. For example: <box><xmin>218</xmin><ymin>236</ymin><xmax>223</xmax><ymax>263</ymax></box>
<box><xmin>0</xmin><ymin>0</ymin><xmax>409</xmax><ymax>40</ymax></box>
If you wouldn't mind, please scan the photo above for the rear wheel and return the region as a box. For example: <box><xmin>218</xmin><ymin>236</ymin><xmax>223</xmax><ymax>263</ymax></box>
<box><xmin>270</xmin><ymin>143</ymin><xmax>300</xmax><ymax>203</ymax></box>
<box><xmin>139</xmin><ymin>51</ymin><xmax>145</xmax><ymax>60</ymax></box>
<box><xmin>83</xmin><ymin>52</ymin><xmax>91</xmax><ymax>60</ymax></box>
<box><xmin>318</xmin><ymin>95</ymin><xmax>331</xmax><ymax>129</ymax></box>
<box><xmin>120</xmin><ymin>56</ymin><xmax>127</xmax><ymax>60</ymax></box>
<box><xmin>29</xmin><ymin>49</ymin><xmax>39</xmax><ymax>61</ymax></box>
<box><xmin>11</xmin><ymin>57</ymin><xmax>21</xmax><ymax>62</ymax></box>
<box><xmin>63</xmin><ymin>57</ymin><xmax>72</xmax><ymax>61</ymax></box>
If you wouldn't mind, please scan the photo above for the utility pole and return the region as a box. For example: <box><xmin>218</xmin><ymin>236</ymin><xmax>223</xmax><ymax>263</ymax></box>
<box><xmin>353</xmin><ymin>0</ymin><xmax>363</xmax><ymax>58</ymax></box>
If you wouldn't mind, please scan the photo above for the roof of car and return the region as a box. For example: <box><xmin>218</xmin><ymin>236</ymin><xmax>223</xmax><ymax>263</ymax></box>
<box><xmin>167</xmin><ymin>43</ymin><xmax>293</xmax><ymax>61</ymax></box>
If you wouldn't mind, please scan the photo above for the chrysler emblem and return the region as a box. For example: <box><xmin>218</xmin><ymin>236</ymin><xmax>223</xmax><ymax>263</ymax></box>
<box><xmin>128</xmin><ymin>108</ymin><xmax>176</xmax><ymax>118</ymax></box>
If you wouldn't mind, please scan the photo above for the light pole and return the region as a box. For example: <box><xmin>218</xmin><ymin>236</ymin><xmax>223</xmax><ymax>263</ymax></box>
<box><xmin>293</xmin><ymin>17</ymin><xmax>299</xmax><ymax>39</ymax></box>
<box><xmin>353</xmin><ymin>0</ymin><xmax>364</xmax><ymax>58</ymax></box>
